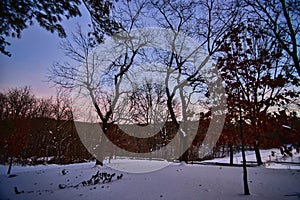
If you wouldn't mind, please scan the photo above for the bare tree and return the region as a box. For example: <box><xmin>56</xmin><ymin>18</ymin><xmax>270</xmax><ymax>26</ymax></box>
<box><xmin>49</xmin><ymin>0</ymin><xmax>149</xmax><ymax>165</ymax></box>
<box><xmin>34</xmin><ymin>97</ymin><xmax>53</xmax><ymax>119</ymax></box>
<box><xmin>124</xmin><ymin>79</ymin><xmax>168</xmax><ymax>125</ymax></box>
<box><xmin>244</xmin><ymin>0</ymin><xmax>300</xmax><ymax>77</ymax></box>
<box><xmin>0</xmin><ymin>86</ymin><xmax>35</xmax><ymax>173</ymax></box>
<box><xmin>1</xmin><ymin>86</ymin><xmax>36</xmax><ymax>119</ymax></box>
<box><xmin>195</xmin><ymin>0</ymin><xmax>242</xmax><ymax>55</ymax></box>
<box><xmin>148</xmin><ymin>0</ymin><xmax>237</xmax><ymax>162</ymax></box>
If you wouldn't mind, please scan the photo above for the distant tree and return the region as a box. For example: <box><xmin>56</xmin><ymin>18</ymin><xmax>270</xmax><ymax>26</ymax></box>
<box><xmin>0</xmin><ymin>0</ymin><xmax>82</xmax><ymax>56</ymax></box>
<box><xmin>259</xmin><ymin>111</ymin><xmax>290</xmax><ymax>148</ymax></box>
<box><xmin>34</xmin><ymin>97</ymin><xmax>53</xmax><ymax>119</ymax></box>
<box><xmin>217</xmin><ymin>115</ymin><xmax>239</xmax><ymax>165</ymax></box>
<box><xmin>124</xmin><ymin>79</ymin><xmax>168</xmax><ymax>125</ymax></box>
<box><xmin>4</xmin><ymin>119</ymin><xmax>30</xmax><ymax>174</ymax></box>
<box><xmin>1</xmin><ymin>86</ymin><xmax>36</xmax><ymax>119</ymax></box>
<box><xmin>50</xmin><ymin>88</ymin><xmax>74</xmax><ymax>163</ymax></box>
<box><xmin>0</xmin><ymin>92</ymin><xmax>7</xmax><ymax>120</ymax></box>
<box><xmin>0</xmin><ymin>86</ymin><xmax>35</xmax><ymax>172</ymax></box>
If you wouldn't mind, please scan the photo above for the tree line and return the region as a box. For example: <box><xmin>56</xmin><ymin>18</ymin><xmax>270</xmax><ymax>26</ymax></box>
<box><xmin>0</xmin><ymin>86</ymin><xmax>298</xmax><ymax>166</ymax></box>
<box><xmin>0</xmin><ymin>87</ymin><xmax>89</xmax><ymax>170</ymax></box>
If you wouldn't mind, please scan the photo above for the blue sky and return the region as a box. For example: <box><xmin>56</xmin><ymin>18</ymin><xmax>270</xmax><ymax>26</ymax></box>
<box><xmin>0</xmin><ymin>6</ymin><xmax>90</xmax><ymax>98</ymax></box>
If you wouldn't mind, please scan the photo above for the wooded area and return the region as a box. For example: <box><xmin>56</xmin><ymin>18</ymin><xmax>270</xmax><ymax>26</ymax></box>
<box><xmin>0</xmin><ymin>87</ymin><xmax>299</xmax><ymax>166</ymax></box>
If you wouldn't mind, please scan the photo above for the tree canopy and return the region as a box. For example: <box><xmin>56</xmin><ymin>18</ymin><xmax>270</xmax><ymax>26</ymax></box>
<box><xmin>0</xmin><ymin>0</ymin><xmax>82</xmax><ymax>56</ymax></box>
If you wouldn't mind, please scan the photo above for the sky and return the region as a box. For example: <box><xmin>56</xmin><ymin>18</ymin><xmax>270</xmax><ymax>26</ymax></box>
<box><xmin>0</xmin><ymin>6</ymin><xmax>90</xmax><ymax>98</ymax></box>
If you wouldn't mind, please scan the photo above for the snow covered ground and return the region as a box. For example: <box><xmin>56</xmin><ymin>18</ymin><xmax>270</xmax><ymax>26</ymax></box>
<box><xmin>203</xmin><ymin>148</ymin><xmax>300</xmax><ymax>170</ymax></box>
<box><xmin>0</xmin><ymin>149</ymin><xmax>299</xmax><ymax>200</ymax></box>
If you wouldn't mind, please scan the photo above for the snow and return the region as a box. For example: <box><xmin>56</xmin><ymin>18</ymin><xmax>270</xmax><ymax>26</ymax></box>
<box><xmin>103</xmin><ymin>158</ymin><xmax>170</xmax><ymax>173</ymax></box>
<box><xmin>0</xmin><ymin>150</ymin><xmax>299</xmax><ymax>200</ymax></box>
<box><xmin>282</xmin><ymin>125</ymin><xmax>291</xmax><ymax>129</ymax></box>
<box><xmin>202</xmin><ymin>148</ymin><xmax>300</xmax><ymax>170</ymax></box>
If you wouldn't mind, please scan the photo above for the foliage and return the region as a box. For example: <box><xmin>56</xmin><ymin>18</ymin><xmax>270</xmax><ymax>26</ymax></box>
<box><xmin>0</xmin><ymin>0</ymin><xmax>81</xmax><ymax>56</ymax></box>
<box><xmin>218</xmin><ymin>22</ymin><xmax>299</xmax><ymax>122</ymax></box>
<box><xmin>82</xmin><ymin>0</ymin><xmax>121</xmax><ymax>45</ymax></box>
<box><xmin>217</xmin><ymin>22</ymin><xmax>300</xmax><ymax>164</ymax></box>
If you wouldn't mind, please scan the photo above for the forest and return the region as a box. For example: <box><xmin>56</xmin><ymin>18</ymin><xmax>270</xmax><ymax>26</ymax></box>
<box><xmin>0</xmin><ymin>86</ymin><xmax>299</xmax><ymax>166</ymax></box>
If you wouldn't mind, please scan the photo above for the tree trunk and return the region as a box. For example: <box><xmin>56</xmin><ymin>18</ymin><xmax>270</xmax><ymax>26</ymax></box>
<box><xmin>254</xmin><ymin>141</ymin><xmax>263</xmax><ymax>166</ymax></box>
<box><xmin>229</xmin><ymin>143</ymin><xmax>234</xmax><ymax>165</ymax></box>
<box><xmin>95</xmin><ymin>134</ymin><xmax>106</xmax><ymax>166</ymax></box>
<box><xmin>179</xmin><ymin>149</ymin><xmax>189</xmax><ymax>163</ymax></box>
<box><xmin>178</xmin><ymin>129</ymin><xmax>189</xmax><ymax>163</ymax></box>
<box><xmin>241</xmin><ymin>142</ymin><xmax>250</xmax><ymax>195</ymax></box>
<box><xmin>96</xmin><ymin>159</ymin><xmax>104</xmax><ymax>166</ymax></box>
<box><xmin>222</xmin><ymin>145</ymin><xmax>225</xmax><ymax>157</ymax></box>
<box><xmin>239</xmin><ymin>93</ymin><xmax>250</xmax><ymax>195</ymax></box>
<box><xmin>7</xmin><ymin>156</ymin><xmax>13</xmax><ymax>174</ymax></box>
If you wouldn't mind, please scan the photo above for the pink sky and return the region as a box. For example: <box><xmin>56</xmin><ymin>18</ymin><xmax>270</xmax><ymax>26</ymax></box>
<box><xmin>0</xmin><ymin>6</ymin><xmax>90</xmax><ymax>98</ymax></box>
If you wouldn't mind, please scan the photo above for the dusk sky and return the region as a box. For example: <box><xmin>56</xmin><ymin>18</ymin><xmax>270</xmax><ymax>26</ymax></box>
<box><xmin>0</xmin><ymin>6</ymin><xmax>90</xmax><ymax>98</ymax></box>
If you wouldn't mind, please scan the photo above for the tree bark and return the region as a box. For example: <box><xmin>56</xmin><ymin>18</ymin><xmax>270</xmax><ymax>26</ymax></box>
<box><xmin>95</xmin><ymin>126</ymin><xmax>107</xmax><ymax>167</ymax></box>
<box><xmin>178</xmin><ymin>137</ymin><xmax>189</xmax><ymax>163</ymax></box>
<box><xmin>241</xmin><ymin>142</ymin><xmax>250</xmax><ymax>195</ymax></box>
<box><xmin>7</xmin><ymin>156</ymin><xmax>13</xmax><ymax>174</ymax></box>
<box><xmin>229</xmin><ymin>143</ymin><xmax>234</xmax><ymax>165</ymax></box>
<box><xmin>96</xmin><ymin>159</ymin><xmax>103</xmax><ymax>166</ymax></box>
<box><xmin>239</xmin><ymin>91</ymin><xmax>250</xmax><ymax>195</ymax></box>
<box><xmin>254</xmin><ymin>141</ymin><xmax>263</xmax><ymax>166</ymax></box>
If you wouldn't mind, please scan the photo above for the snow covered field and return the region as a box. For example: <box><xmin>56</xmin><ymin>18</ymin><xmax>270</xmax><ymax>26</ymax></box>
<box><xmin>0</xmin><ymin>149</ymin><xmax>299</xmax><ymax>200</ymax></box>
<box><xmin>204</xmin><ymin>148</ymin><xmax>300</xmax><ymax>170</ymax></box>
